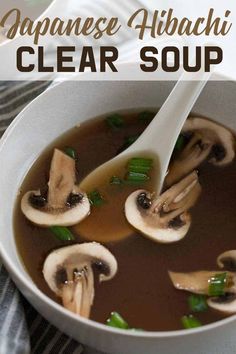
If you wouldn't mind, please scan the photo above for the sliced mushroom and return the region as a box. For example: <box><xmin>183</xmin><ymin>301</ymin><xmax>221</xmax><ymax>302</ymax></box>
<box><xmin>21</xmin><ymin>149</ymin><xmax>90</xmax><ymax>226</ymax></box>
<box><xmin>169</xmin><ymin>250</ymin><xmax>236</xmax><ymax>314</ymax></box>
<box><xmin>217</xmin><ymin>250</ymin><xmax>236</xmax><ymax>272</ymax></box>
<box><xmin>125</xmin><ymin>171</ymin><xmax>201</xmax><ymax>243</ymax></box>
<box><xmin>43</xmin><ymin>242</ymin><xmax>117</xmax><ymax>318</ymax></box>
<box><xmin>207</xmin><ymin>293</ymin><xmax>236</xmax><ymax>314</ymax></box>
<box><xmin>166</xmin><ymin>117</ymin><xmax>235</xmax><ymax>186</ymax></box>
<box><xmin>169</xmin><ymin>270</ymin><xmax>236</xmax><ymax>295</ymax></box>
<box><xmin>208</xmin><ymin>251</ymin><xmax>236</xmax><ymax>313</ymax></box>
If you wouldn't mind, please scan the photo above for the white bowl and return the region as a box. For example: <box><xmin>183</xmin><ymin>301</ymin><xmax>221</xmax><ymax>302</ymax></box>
<box><xmin>0</xmin><ymin>0</ymin><xmax>56</xmax><ymax>46</ymax></box>
<box><xmin>0</xmin><ymin>75</ymin><xmax>236</xmax><ymax>354</ymax></box>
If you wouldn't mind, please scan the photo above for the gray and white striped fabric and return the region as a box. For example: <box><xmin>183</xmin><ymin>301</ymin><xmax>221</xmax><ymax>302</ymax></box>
<box><xmin>0</xmin><ymin>265</ymin><xmax>83</xmax><ymax>354</ymax></box>
<box><xmin>0</xmin><ymin>81</ymin><xmax>89</xmax><ymax>354</ymax></box>
<box><xmin>0</xmin><ymin>81</ymin><xmax>51</xmax><ymax>137</ymax></box>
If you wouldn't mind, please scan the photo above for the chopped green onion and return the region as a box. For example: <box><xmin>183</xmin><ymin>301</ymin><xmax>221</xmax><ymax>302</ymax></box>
<box><xmin>88</xmin><ymin>190</ymin><xmax>105</xmax><ymax>206</ymax></box>
<box><xmin>138</xmin><ymin>111</ymin><xmax>155</xmax><ymax>123</ymax></box>
<box><xmin>181</xmin><ymin>315</ymin><xmax>202</xmax><ymax>329</ymax></box>
<box><xmin>208</xmin><ymin>272</ymin><xmax>228</xmax><ymax>297</ymax></box>
<box><xmin>129</xmin><ymin>157</ymin><xmax>153</xmax><ymax>167</ymax></box>
<box><xmin>50</xmin><ymin>226</ymin><xmax>75</xmax><ymax>241</ymax></box>
<box><xmin>123</xmin><ymin>157</ymin><xmax>153</xmax><ymax>184</ymax></box>
<box><xmin>188</xmin><ymin>294</ymin><xmax>208</xmax><ymax>313</ymax></box>
<box><xmin>125</xmin><ymin>171</ymin><xmax>150</xmax><ymax>183</ymax></box>
<box><xmin>174</xmin><ymin>135</ymin><xmax>185</xmax><ymax>152</ymax></box>
<box><xmin>106</xmin><ymin>114</ymin><xmax>124</xmax><ymax>129</ymax></box>
<box><xmin>108</xmin><ymin>157</ymin><xmax>153</xmax><ymax>188</ymax></box>
<box><xmin>110</xmin><ymin>176</ymin><xmax>123</xmax><ymax>185</ymax></box>
<box><xmin>106</xmin><ymin>312</ymin><xmax>143</xmax><ymax>331</ymax></box>
<box><xmin>128</xmin><ymin>157</ymin><xmax>153</xmax><ymax>174</ymax></box>
<box><xmin>106</xmin><ymin>312</ymin><xmax>129</xmax><ymax>329</ymax></box>
<box><xmin>64</xmin><ymin>147</ymin><xmax>77</xmax><ymax>160</ymax></box>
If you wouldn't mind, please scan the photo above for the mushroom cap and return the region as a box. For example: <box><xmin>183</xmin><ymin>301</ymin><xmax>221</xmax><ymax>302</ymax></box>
<box><xmin>183</xmin><ymin>117</ymin><xmax>235</xmax><ymax>166</ymax></box>
<box><xmin>125</xmin><ymin>171</ymin><xmax>201</xmax><ymax>244</ymax></box>
<box><xmin>207</xmin><ymin>293</ymin><xmax>236</xmax><ymax>314</ymax></box>
<box><xmin>43</xmin><ymin>242</ymin><xmax>118</xmax><ymax>296</ymax></box>
<box><xmin>21</xmin><ymin>149</ymin><xmax>91</xmax><ymax>227</ymax></box>
<box><xmin>21</xmin><ymin>187</ymin><xmax>90</xmax><ymax>227</ymax></box>
<box><xmin>125</xmin><ymin>189</ymin><xmax>191</xmax><ymax>243</ymax></box>
<box><xmin>166</xmin><ymin>117</ymin><xmax>235</xmax><ymax>186</ymax></box>
<box><xmin>217</xmin><ymin>250</ymin><xmax>236</xmax><ymax>272</ymax></box>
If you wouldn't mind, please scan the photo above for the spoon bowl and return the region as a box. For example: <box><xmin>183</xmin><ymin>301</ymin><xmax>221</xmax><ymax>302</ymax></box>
<box><xmin>80</xmin><ymin>72</ymin><xmax>211</xmax><ymax>195</ymax></box>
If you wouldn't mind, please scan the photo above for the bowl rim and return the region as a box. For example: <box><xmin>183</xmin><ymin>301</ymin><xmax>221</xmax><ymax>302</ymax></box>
<box><xmin>1</xmin><ymin>75</ymin><xmax>236</xmax><ymax>339</ymax></box>
<box><xmin>0</xmin><ymin>0</ymin><xmax>57</xmax><ymax>47</ymax></box>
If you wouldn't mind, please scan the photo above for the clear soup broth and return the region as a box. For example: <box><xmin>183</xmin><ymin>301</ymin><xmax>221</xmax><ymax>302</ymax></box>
<box><xmin>14</xmin><ymin>111</ymin><xmax>236</xmax><ymax>331</ymax></box>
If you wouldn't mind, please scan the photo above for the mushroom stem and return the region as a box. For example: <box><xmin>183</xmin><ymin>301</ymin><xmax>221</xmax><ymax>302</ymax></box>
<box><xmin>80</xmin><ymin>266</ymin><xmax>95</xmax><ymax>318</ymax></box>
<box><xmin>62</xmin><ymin>280</ymin><xmax>83</xmax><ymax>314</ymax></box>
<box><xmin>47</xmin><ymin>149</ymin><xmax>76</xmax><ymax>209</ymax></box>
<box><xmin>61</xmin><ymin>266</ymin><xmax>94</xmax><ymax>318</ymax></box>
<box><xmin>166</xmin><ymin>137</ymin><xmax>211</xmax><ymax>186</ymax></box>
<box><xmin>153</xmin><ymin>171</ymin><xmax>201</xmax><ymax>222</ymax></box>
<box><xmin>151</xmin><ymin>171</ymin><xmax>201</xmax><ymax>228</ymax></box>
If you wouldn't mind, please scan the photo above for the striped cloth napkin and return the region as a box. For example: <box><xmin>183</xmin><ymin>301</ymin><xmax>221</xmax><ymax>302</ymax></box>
<box><xmin>0</xmin><ymin>81</ymin><xmax>91</xmax><ymax>354</ymax></box>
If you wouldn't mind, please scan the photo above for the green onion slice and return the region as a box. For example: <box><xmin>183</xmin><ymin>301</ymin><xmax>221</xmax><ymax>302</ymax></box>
<box><xmin>128</xmin><ymin>157</ymin><xmax>153</xmax><ymax>174</ymax></box>
<box><xmin>208</xmin><ymin>272</ymin><xmax>228</xmax><ymax>297</ymax></box>
<box><xmin>106</xmin><ymin>114</ymin><xmax>124</xmax><ymax>129</ymax></box>
<box><xmin>188</xmin><ymin>294</ymin><xmax>208</xmax><ymax>313</ymax></box>
<box><xmin>125</xmin><ymin>171</ymin><xmax>150</xmax><ymax>183</ymax></box>
<box><xmin>123</xmin><ymin>157</ymin><xmax>153</xmax><ymax>184</ymax></box>
<box><xmin>106</xmin><ymin>312</ymin><xmax>129</xmax><ymax>329</ymax></box>
<box><xmin>88</xmin><ymin>190</ymin><xmax>105</xmax><ymax>206</ymax></box>
<box><xmin>181</xmin><ymin>315</ymin><xmax>202</xmax><ymax>329</ymax></box>
<box><xmin>110</xmin><ymin>176</ymin><xmax>123</xmax><ymax>185</ymax></box>
<box><xmin>64</xmin><ymin>147</ymin><xmax>77</xmax><ymax>160</ymax></box>
<box><xmin>50</xmin><ymin>226</ymin><xmax>75</xmax><ymax>241</ymax></box>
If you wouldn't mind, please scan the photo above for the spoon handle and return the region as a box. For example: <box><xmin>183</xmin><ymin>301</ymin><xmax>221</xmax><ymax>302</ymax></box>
<box><xmin>130</xmin><ymin>70</ymin><xmax>211</xmax><ymax>189</ymax></box>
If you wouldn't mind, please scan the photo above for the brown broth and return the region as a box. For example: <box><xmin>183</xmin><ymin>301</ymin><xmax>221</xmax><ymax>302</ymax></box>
<box><xmin>76</xmin><ymin>153</ymin><xmax>158</xmax><ymax>243</ymax></box>
<box><xmin>14</xmin><ymin>112</ymin><xmax>236</xmax><ymax>331</ymax></box>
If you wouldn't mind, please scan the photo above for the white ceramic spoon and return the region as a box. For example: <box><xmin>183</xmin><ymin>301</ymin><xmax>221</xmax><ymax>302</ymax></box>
<box><xmin>80</xmin><ymin>70</ymin><xmax>211</xmax><ymax>194</ymax></box>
